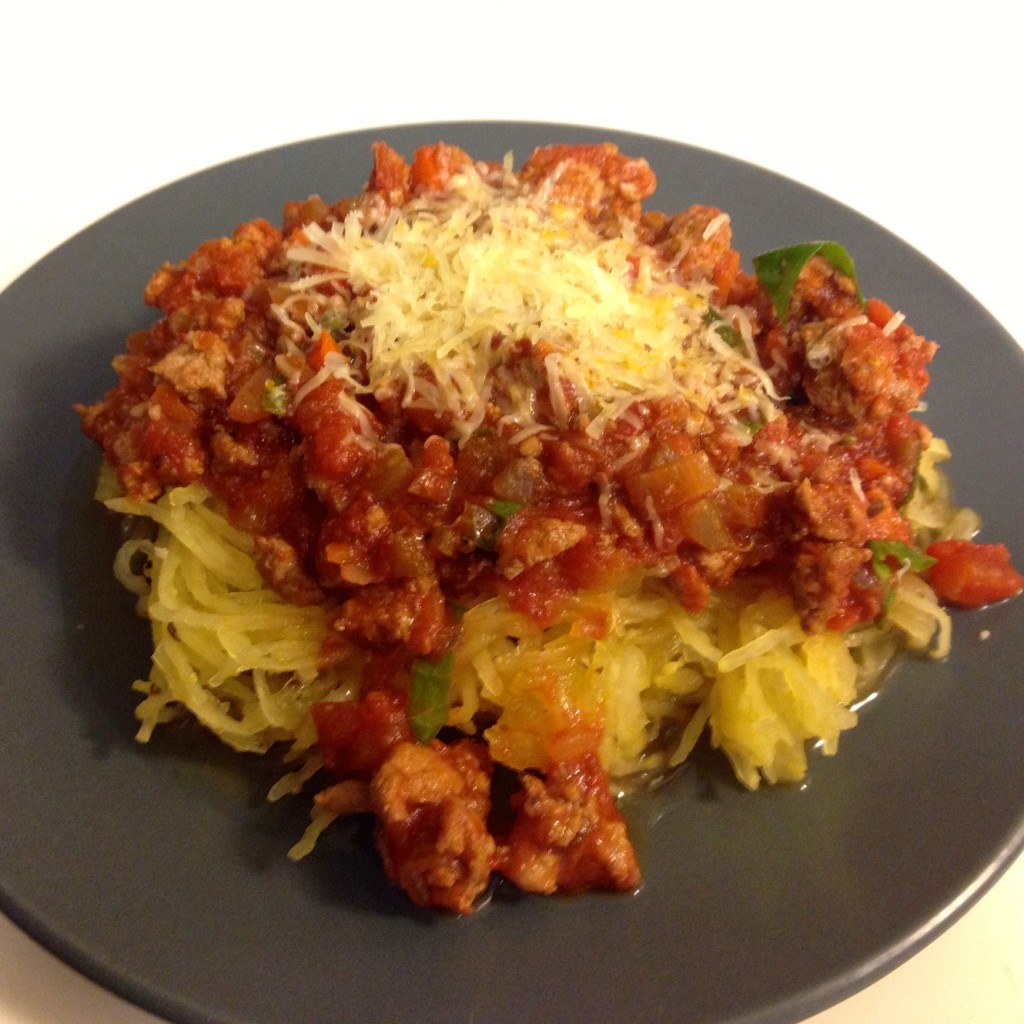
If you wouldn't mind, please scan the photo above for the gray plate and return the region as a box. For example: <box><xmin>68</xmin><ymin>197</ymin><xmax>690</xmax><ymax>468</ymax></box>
<box><xmin>1</xmin><ymin>123</ymin><xmax>1022</xmax><ymax>1024</ymax></box>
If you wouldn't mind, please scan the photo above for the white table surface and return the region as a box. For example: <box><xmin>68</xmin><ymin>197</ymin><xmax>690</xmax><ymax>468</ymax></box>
<box><xmin>2</xmin><ymin>3</ymin><xmax>1021</xmax><ymax>1022</ymax></box>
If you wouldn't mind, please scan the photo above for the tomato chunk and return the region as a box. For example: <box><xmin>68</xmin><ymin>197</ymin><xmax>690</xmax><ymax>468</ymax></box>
<box><xmin>311</xmin><ymin>689</ymin><xmax>412</xmax><ymax>778</ymax></box>
<box><xmin>925</xmin><ymin>540</ymin><xmax>1023</xmax><ymax>607</ymax></box>
<box><xmin>409</xmin><ymin>142</ymin><xmax>473</xmax><ymax>194</ymax></box>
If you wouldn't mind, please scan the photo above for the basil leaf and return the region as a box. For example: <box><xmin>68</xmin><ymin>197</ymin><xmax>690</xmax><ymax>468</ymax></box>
<box><xmin>868</xmin><ymin>540</ymin><xmax>936</xmax><ymax>584</ymax></box>
<box><xmin>753</xmin><ymin>241</ymin><xmax>866</xmax><ymax>325</ymax></box>
<box><xmin>408</xmin><ymin>653</ymin><xmax>454</xmax><ymax>744</ymax></box>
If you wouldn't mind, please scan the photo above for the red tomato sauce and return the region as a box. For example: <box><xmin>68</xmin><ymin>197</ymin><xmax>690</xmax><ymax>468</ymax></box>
<box><xmin>75</xmin><ymin>141</ymin><xmax>1020</xmax><ymax>911</ymax></box>
<box><xmin>76</xmin><ymin>140</ymin><xmax>1015</xmax><ymax>657</ymax></box>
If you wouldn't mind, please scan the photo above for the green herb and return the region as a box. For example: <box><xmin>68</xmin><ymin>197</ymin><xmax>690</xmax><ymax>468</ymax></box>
<box><xmin>868</xmin><ymin>540</ymin><xmax>936</xmax><ymax>584</ymax></box>
<box><xmin>752</xmin><ymin>241</ymin><xmax>865</xmax><ymax>325</ymax></box>
<box><xmin>702</xmin><ymin>307</ymin><xmax>745</xmax><ymax>349</ymax></box>
<box><xmin>488</xmin><ymin>500</ymin><xmax>524</xmax><ymax>520</ymax></box>
<box><xmin>408</xmin><ymin>653</ymin><xmax>454</xmax><ymax>744</ymax></box>
<box><xmin>318</xmin><ymin>309</ymin><xmax>348</xmax><ymax>336</ymax></box>
<box><xmin>262</xmin><ymin>377</ymin><xmax>290</xmax><ymax>416</ymax></box>
<box><xmin>869</xmin><ymin>540</ymin><xmax>935</xmax><ymax>618</ymax></box>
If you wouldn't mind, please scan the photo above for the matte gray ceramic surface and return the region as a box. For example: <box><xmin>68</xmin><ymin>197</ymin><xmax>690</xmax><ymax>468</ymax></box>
<box><xmin>1</xmin><ymin>123</ymin><xmax>1022</xmax><ymax>1024</ymax></box>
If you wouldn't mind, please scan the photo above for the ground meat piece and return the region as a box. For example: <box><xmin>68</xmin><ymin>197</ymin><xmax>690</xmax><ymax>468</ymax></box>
<box><xmin>497</xmin><ymin>755</ymin><xmax>640</xmax><ymax>895</ymax></box>
<box><xmin>792</xmin><ymin>539</ymin><xmax>878</xmax><ymax>633</ymax></box>
<box><xmin>372</xmin><ymin>740</ymin><xmax>496</xmax><ymax>914</ymax></box>
<box><xmin>694</xmin><ymin>548</ymin><xmax>747</xmax><ymax>589</ymax></box>
<box><xmin>151</xmin><ymin>330</ymin><xmax>232</xmax><ymax>399</ymax></box>
<box><xmin>799</xmin><ymin>320</ymin><xmax>931</xmax><ymax>422</ymax></box>
<box><xmin>792</xmin><ymin>462</ymin><xmax>870</xmax><ymax>544</ymax></box>
<box><xmin>333</xmin><ymin>578</ymin><xmax>451</xmax><ymax>656</ymax></box>
<box><xmin>252</xmin><ymin>535</ymin><xmax>325</xmax><ymax>606</ymax></box>
<box><xmin>144</xmin><ymin>219</ymin><xmax>282</xmax><ymax>312</ymax></box>
<box><xmin>760</xmin><ymin>258</ymin><xmax>937</xmax><ymax>421</ymax></box>
<box><xmin>656</xmin><ymin>204</ymin><xmax>738</xmax><ymax>299</ymax></box>
<box><xmin>497</xmin><ymin>514</ymin><xmax>588</xmax><ymax>578</ymax></box>
<box><xmin>209</xmin><ymin>424</ymin><xmax>260</xmax><ymax>470</ymax></box>
<box><xmin>788</xmin><ymin>254</ymin><xmax>865</xmax><ymax>323</ymax></box>
<box><xmin>518</xmin><ymin>143</ymin><xmax>657</xmax><ymax>223</ymax></box>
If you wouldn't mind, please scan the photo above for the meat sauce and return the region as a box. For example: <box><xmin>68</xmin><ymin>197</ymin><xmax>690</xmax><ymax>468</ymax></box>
<box><xmin>76</xmin><ymin>141</ymin><xmax>1021</xmax><ymax>911</ymax></box>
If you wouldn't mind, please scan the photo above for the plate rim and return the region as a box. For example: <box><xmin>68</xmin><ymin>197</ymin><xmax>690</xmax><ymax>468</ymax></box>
<box><xmin>2</xmin><ymin>119</ymin><xmax>1023</xmax><ymax>1024</ymax></box>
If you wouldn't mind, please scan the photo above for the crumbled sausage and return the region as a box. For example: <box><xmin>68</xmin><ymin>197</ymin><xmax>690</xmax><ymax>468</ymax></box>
<box><xmin>372</xmin><ymin>741</ymin><xmax>496</xmax><ymax>914</ymax></box>
<box><xmin>498</xmin><ymin>755</ymin><xmax>640</xmax><ymax>895</ymax></box>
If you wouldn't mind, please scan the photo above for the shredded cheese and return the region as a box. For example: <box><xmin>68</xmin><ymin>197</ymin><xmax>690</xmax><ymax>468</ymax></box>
<box><xmin>283</xmin><ymin>168</ymin><xmax>780</xmax><ymax>439</ymax></box>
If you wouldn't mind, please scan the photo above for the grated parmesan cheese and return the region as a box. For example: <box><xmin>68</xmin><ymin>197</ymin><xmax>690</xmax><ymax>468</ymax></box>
<box><xmin>283</xmin><ymin>168</ymin><xmax>780</xmax><ymax>440</ymax></box>
<box><xmin>881</xmin><ymin>311</ymin><xmax>906</xmax><ymax>336</ymax></box>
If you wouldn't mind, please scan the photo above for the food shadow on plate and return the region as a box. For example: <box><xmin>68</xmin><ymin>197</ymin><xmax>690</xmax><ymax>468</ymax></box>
<box><xmin>292</xmin><ymin>733</ymin><xmax>756</xmax><ymax>920</ymax></box>
<box><xmin>21</xmin><ymin>331</ymin><xmax>339</xmax><ymax>889</ymax></box>
<box><xmin>0</xmin><ymin>307</ymin><xmax>152</xmax><ymax>745</ymax></box>
<box><xmin>55</xmin><ymin>451</ymin><xmax>374</xmax><ymax>884</ymax></box>
<box><xmin>52</xmin><ymin>440</ymin><xmax>476</xmax><ymax>920</ymax></box>
<box><xmin>57</xmin><ymin>436</ymin><xmax>764</xmax><ymax>924</ymax></box>
<box><xmin>58</xmin><ymin>449</ymin><xmax>154</xmax><ymax>748</ymax></box>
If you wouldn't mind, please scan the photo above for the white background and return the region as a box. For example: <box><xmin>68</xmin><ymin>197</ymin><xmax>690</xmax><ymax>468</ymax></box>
<box><xmin>1</xmin><ymin>3</ymin><xmax>1021</xmax><ymax>1022</ymax></box>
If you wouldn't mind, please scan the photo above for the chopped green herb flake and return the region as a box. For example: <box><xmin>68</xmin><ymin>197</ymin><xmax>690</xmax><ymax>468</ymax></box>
<box><xmin>868</xmin><ymin>540</ymin><xmax>936</xmax><ymax>584</ymax></box>
<box><xmin>488</xmin><ymin>500</ymin><xmax>524</xmax><ymax>521</ymax></box>
<box><xmin>472</xmin><ymin>500</ymin><xmax>524</xmax><ymax>551</ymax></box>
<box><xmin>702</xmin><ymin>307</ymin><xmax>745</xmax><ymax>349</ymax></box>
<box><xmin>408</xmin><ymin>653</ymin><xmax>454</xmax><ymax>744</ymax></box>
<box><xmin>262</xmin><ymin>378</ymin><xmax>289</xmax><ymax>416</ymax></box>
